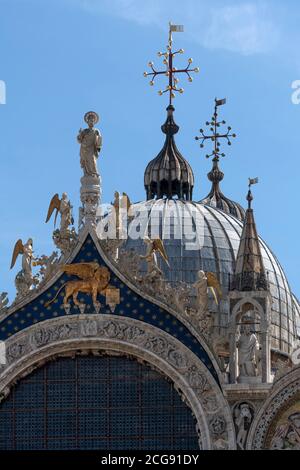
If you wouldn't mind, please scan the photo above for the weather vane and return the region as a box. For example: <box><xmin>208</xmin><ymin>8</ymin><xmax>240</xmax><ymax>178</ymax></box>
<box><xmin>195</xmin><ymin>98</ymin><xmax>236</xmax><ymax>160</ymax></box>
<box><xmin>143</xmin><ymin>22</ymin><xmax>199</xmax><ymax>105</ymax></box>
<box><xmin>247</xmin><ymin>177</ymin><xmax>259</xmax><ymax>208</ymax></box>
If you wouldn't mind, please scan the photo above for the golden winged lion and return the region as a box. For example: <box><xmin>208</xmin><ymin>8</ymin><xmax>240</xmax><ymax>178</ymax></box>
<box><xmin>45</xmin><ymin>262</ymin><xmax>110</xmax><ymax>308</ymax></box>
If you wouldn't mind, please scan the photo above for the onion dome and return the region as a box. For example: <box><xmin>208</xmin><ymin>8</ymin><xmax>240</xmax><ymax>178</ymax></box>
<box><xmin>200</xmin><ymin>158</ymin><xmax>246</xmax><ymax>221</ymax></box>
<box><xmin>144</xmin><ymin>105</ymin><xmax>194</xmax><ymax>201</ymax></box>
<box><xmin>231</xmin><ymin>188</ymin><xmax>268</xmax><ymax>291</ymax></box>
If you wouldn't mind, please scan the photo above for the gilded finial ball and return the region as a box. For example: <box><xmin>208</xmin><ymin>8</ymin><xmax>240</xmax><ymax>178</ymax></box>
<box><xmin>157</xmin><ymin>52</ymin><xmax>163</xmax><ymax>57</ymax></box>
<box><xmin>188</xmin><ymin>58</ymin><xmax>193</xmax><ymax>64</ymax></box>
<box><xmin>179</xmin><ymin>48</ymin><xmax>184</xmax><ymax>54</ymax></box>
<box><xmin>200</xmin><ymin>129</ymin><xmax>204</xmax><ymax>133</ymax></box>
<box><xmin>143</xmin><ymin>72</ymin><xmax>148</xmax><ymax>77</ymax></box>
<box><xmin>188</xmin><ymin>77</ymin><xmax>193</xmax><ymax>82</ymax></box>
<box><xmin>163</xmin><ymin>59</ymin><xmax>168</xmax><ymax>65</ymax></box>
<box><xmin>201</xmin><ymin>144</ymin><xmax>204</xmax><ymax>148</ymax></box>
<box><xmin>150</xmin><ymin>81</ymin><xmax>154</xmax><ymax>86</ymax></box>
<box><xmin>233</xmin><ymin>133</ymin><xmax>237</xmax><ymax>138</ymax></box>
<box><xmin>158</xmin><ymin>91</ymin><xmax>163</xmax><ymax>96</ymax></box>
<box><xmin>148</xmin><ymin>61</ymin><xmax>154</xmax><ymax>67</ymax></box>
<box><xmin>179</xmin><ymin>88</ymin><xmax>184</xmax><ymax>94</ymax></box>
<box><xmin>194</xmin><ymin>67</ymin><xmax>200</xmax><ymax>73</ymax></box>
<box><xmin>171</xmin><ymin>92</ymin><xmax>175</xmax><ymax>99</ymax></box>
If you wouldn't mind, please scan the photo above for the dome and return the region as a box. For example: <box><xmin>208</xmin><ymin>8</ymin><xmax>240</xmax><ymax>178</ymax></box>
<box><xmin>144</xmin><ymin>105</ymin><xmax>194</xmax><ymax>201</ymax></box>
<box><xmin>199</xmin><ymin>158</ymin><xmax>245</xmax><ymax>222</ymax></box>
<box><xmin>124</xmin><ymin>198</ymin><xmax>300</xmax><ymax>355</ymax></box>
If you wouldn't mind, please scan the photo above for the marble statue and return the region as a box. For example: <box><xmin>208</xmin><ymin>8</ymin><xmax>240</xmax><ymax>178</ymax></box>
<box><xmin>77</xmin><ymin>111</ymin><xmax>102</xmax><ymax>177</ymax></box>
<box><xmin>10</xmin><ymin>238</ymin><xmax>39</xmax><ymax>298</ymax></box>
<box><xmin>194</xmin><ymin>271</ymin><xmax>209</xmax><ymax>315</ymax></box>
<box><xmin>237</xmin><ymin>323</ymin><xmax>260</xmax><ymax>379</ymax></box>
<box><xmin>46</xmin><ymin>193</ymin><xmax>74</xmax><ymax>234</ymax></box>
<box><xmin>234</xmin><ymin>403</ymin><xmax>253</xmax><ymax>450</ymax></box>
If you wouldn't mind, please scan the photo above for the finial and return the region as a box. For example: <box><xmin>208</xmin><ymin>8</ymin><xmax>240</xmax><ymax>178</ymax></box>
<box><xmin>143</xmin><ymin>23</ymin><xmax>199</xmax><ymax>106</ymax></box>
<box><xmin>247</xmin><ymin>177</ymin><xmax>259</xmax><ymax>209</ymax></box>
<box><xmin>195</xmin><ymin>98</ymin><xmax>236</xmax><ymax>161</ymax></box>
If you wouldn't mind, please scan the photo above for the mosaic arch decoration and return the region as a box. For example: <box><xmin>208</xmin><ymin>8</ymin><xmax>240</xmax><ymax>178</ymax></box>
<box><xmin>248</xmin><ymin>366</ymin><xmax>300</xmax><ymax>449</ymax></box>
<box><xmin>0</xmin><ymin>229</ymin><xmax>222</xmax><ymax>386</ymax></box>
<box><xmin>0</xmin><ymin>315</ymin><xmax>235</xmax><ymax>450</ymax></box>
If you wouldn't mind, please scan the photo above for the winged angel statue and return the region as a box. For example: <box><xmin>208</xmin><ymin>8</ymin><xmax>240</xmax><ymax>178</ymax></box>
<box><xmin>46</xmin><ymin>193</ymin><xmax>74</xmax><ymax>232</ymax></box>
<box><xmin>45</xmin><ymin>193</ymin><xmax>76</xmax><ymax>254</ymax></box>
<box><xmin>10</xmin><ymin>238</ymin><xmax>39</xmax><ymax>297</ymax></box>
<box><xmin>45</xmin><ymin>262</ymin><xmax>110</xmax><ymax>312</ymax></box>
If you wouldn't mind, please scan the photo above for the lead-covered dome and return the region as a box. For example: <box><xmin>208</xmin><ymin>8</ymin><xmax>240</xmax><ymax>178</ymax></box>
<box><xmin>124</xmin><ymin>199</ymin><xmax>299</xmax><ymax>355</ymax></box>
<box><xmin>200</xmin><ymin>158</ymin><xmax>245</xmax><ymax>221</ymax></box>
<box><xmin>144</xmin><ymin>106</ymin><xmax>194</xmax><ymax>201</ymax></box>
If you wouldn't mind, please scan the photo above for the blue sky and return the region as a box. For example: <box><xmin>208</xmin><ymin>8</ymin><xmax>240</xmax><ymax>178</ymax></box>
<box><xmin>0</xmin><ymin>0</ymin><xmax>300</xmax><ymax>299</ymax></box>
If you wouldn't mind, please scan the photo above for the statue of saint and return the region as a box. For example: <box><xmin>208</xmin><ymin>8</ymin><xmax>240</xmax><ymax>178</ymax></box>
<box><xmin>77</xmin><ymin>111</ymin><xmax>102</xmax><ymax>177</ymax></box>
<box><xmin>234</xmin><ymin>403</ymin><xmax>253</xmax><ymax>450</ymax></box>
<box><xmin>237</xmin><ymin>322</ymin><xmax>260</xmax><ymax>378</ymax></box>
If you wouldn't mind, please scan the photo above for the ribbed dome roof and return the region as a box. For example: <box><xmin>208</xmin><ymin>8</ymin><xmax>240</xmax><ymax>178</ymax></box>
<box><xmin>124</xmin><ymin>199</ymin><xmax>300</xmax><ymax>355</ymax></box>
<box><xmin>144</xmin><ymin>106</ymin><xmax>194</xmax><ymax>201</ymax></box>
<box><xmin>199</xmin><ymin>158</ymin><xmax>245</xmax><ymax>221</ymax></box>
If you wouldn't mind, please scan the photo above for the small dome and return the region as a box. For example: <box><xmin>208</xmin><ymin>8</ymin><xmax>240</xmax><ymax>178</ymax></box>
<box><xmin>144</xmin><ymin>106</ymin><xmax>194</xmax><ymax>201</ymax></box>
<box><xmin>200</xmin><ymin>158</ymin><xmax>245</xmax><ymax>221</ymax></box>
<box><xmin>124</xmin><ymin>199</ymin><xmax>299</xmax><ymax>355</ymax></box>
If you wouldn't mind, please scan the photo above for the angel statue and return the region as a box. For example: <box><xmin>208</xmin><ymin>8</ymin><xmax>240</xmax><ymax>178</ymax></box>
<box><xmin>140</xmin><ymin>237</ymin><xmax>169</xmax><ymax>275</ymax></box>
<box><xmin>46</xmin><ymin>193</ymin><xmax>74</xmax><ymax>234</ymax></box>
<box><xmin>193</xmin><ymin>271</ymin><xmax>222</xmax><ymax>315</ymax></box>
<box><xmin>45</xmin><ymin>193</ymin><xmax>77</xmax><ymax>254</ymax></box>
<box><xmin>45</xmin><ymin>262</ymin><xmax>110</xmax><ymax>314</ymax></box>
<box><xmin>10</xmin><ymin>239</ymin><xmax>38</xmax><ymax>298</ymax></box>
<box><xmin>112</xmin><ymin>191</ymin><xmax>132</xmax><ymax>238</ymax></box>
<box><xmin>77</xmin><ymin>111</ymin><xmax>102</xmax><ymax>178</ymax></box>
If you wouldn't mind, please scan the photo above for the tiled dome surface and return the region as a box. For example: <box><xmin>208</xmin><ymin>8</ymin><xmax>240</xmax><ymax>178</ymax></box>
<box><xmin>123</xmin><ymin>199</ymin><xmax>300</xmax><ymax>354</ymax></box>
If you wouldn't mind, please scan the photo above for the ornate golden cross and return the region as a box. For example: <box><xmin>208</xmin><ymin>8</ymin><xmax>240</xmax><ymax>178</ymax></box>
<box><xmin>144</xmin><ymin>23</ymin><xmax>199</xmax><ymax>105</ymax></box>
<box><xmin>195</xmin><ymin>98</ymin><xmax>236</xmax><ymax>161</ymax></box>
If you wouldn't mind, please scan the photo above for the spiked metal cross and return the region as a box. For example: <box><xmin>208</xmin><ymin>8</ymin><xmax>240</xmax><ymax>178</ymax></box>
<box><xmin>195</xmin><ymin>98</ymin><xmax>236</xmax><ymax>160</ymax></box>
<box><xmin>143</xmin><ymin>23</ymin><xmax>199</xmax><ymax>105</ymax></box>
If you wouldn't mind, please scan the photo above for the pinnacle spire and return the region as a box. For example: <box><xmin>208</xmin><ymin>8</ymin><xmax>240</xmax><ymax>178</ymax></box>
<box><xmin>231</xmin><ymin>179</ymin><xmax>268</xmax><ymax>291</ymax></box>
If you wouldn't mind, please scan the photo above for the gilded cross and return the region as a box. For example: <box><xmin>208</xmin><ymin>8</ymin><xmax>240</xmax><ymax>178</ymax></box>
<box><xmin>195</xmin><ymin>98</ymin><xmax>236</xmax><ymax>161</ymax></box>
<box><xmin>144</xmin><ymin>23</ymin><xmax>199</xmax><ymax>105</ymax></box>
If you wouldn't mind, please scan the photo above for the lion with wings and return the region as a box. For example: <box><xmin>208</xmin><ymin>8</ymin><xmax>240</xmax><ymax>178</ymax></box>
<box><xmin>45</xmin><ymin>262</ymin><xmax>110</xmax><ymax>308</ymax></box>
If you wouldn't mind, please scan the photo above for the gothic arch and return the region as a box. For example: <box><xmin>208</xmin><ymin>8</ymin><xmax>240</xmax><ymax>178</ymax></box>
<box><xmin>0</xmin><ymin>315</ymin><xmax>235</xmax><ymax>450</ymax></box>
<box><xmin>247</xmin><ymin>366</ymin><xmax>300</xmax><ymax>449</ymax></box>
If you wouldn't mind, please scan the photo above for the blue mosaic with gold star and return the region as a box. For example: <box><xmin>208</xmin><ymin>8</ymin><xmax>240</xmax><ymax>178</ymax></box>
<box><xmin>0</xmin><ymin>235</ymin><xmax>220</xmax><ymax>385</ymax></box>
